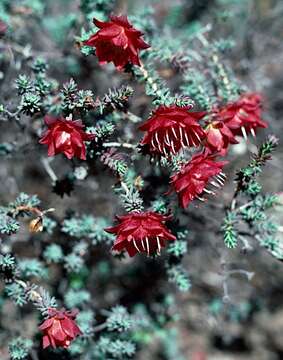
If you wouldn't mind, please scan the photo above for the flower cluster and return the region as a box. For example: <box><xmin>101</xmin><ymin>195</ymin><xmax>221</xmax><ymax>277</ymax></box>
<box><xmin>39</xmin><ymin>308</ymin><xmax>82</xmax><ymax>349</ymax></box>
<box><xmin>35</xmin><ymin>16</ymin><xmax>268</xmax><ymax>261</ymax></box>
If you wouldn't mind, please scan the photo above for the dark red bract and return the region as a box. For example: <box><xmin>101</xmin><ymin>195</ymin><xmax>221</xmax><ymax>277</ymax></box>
<box><xmin>139</xmin><ymin>105</ymin><xmax>206</xmax><ymax>157</ymax></box>
<box><xmin>205</xmin><ymin>119</ymin><xmax>238</xmax><ymax>155</ymax></box>
<box><xmin>217</xmin><ymin>93</ymin><xmax>268</xmax><ymax>138</ymax></box>
<box><xmin>105</xmin><ymin>211</ymin><xmax>176</xmax><ymax>257</ymax></box>
<box><xmin>39</xmin><ymin>115</ymin><xmax>95</xmax><ymax>160</ymax></box>
<box><xmin>39</xmin><ymin>308</ymin><xmax>82</xmax><ymax>349</ymax></box>
<box><xmin>84</xmin><ymin>15</ymin><xmax>150</xmax><ymax>70</ymax></box>
<box><xmin>170</xmin><ymin>153</ymin><xmax>227</xmax><ymax>208</ymax></box>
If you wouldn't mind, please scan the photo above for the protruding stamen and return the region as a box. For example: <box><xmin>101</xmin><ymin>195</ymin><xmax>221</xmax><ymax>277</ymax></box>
<box><xmin>164</xmin><ymin>131</ymin><xmax>171</xmax><ymax>146</ymax></box>
<box><xmin>171</xmin><ymin>141</ymin><xmax>176</xmax><ymax>154</ymax></box>
<box><xmin>196</xmin><ymin>195</ymin><xmax>205</xmax><ymax>202</ymax></box>
<box><xmin>194</xmin><ymin>131</ymin><xmax>201</xmax><ymax>144</ymax></box>
<box><xmin>203</xmin><ymin>188</ymin><xmax>215</xmax><ymax>195</ymax></box>
<box><xmin>146</xmin><ymin>237</ymin><xmax>150</xmax><ymax>256</ymax></box>
<box><xmin>133</xmin><ymin>240</ymin><xmax>140</xmax><ymax>253</ymax></box>
<box><xmin>157</xmin><ymin>236</ymin><xmax>161</xmax><ymax>254</ymax></box>
<box><xmin>172</xmin><ymin>127</ymin><xmax>178</xmax><ymax>140</ymax></box>
<box><xmin>251</xmin><ymin>128</ymin><xmax>256</xmax><ymax>138</ymax></box>
<box><xmin>141</xmin><ymin>240</ymin><xmax>145</xmax><ymax>250</ymax></box>
<box><xmin>241</xmin><ymin>126</ymin><xmax>248</xmax><ymax>140</ymax></box>
<box><xmin>219</xmin><ymin>172</ymin><xmax>227</xmax><ymax>179</ymax></box>
<box><xmin>210</xmin><ymin>181</ymin><xmax>221</xmax><ymax>188</ymax></box>
<box><xmin>184</xmin><ymin>132</ymin><xmax>190</xmax><ymax>146</ymax></box>
<box><xmin>179</xmin><ymin>126</ymin><xmax>184</xmax><ymax>145</ymax></box>
<box><xmin>155</xmin><ymin>132</ymin><xmax>162</xmax><ymax>153</ymax></box>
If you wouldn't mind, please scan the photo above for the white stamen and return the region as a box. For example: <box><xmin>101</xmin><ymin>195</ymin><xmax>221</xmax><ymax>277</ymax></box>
<box><xmin>196</xmin><ymin>195</ymin><xmax>205</xmax><ymax>202</ymax></box>
<box><xmin>171</xmin><ymin>141</ymin><xmax>176</xmax><ymax>154</ymax></box>
<box><xmin>179</xmin><ymin>126</ymin><xmax>184</xmax><ymax>146</ymax></box>
<box><xmin>194</xmin><ymin>131</ymin><xmax>201</xmax><ymax>143</ymax></box>
<box><xmin>210</xmin><ymin>181</ymin><xmax>221</xmax><ymax>189</ymax></box>
<box><xmin>165</xmin><ymin>131</ymin><xmax>171</xmax><ymax>146</ymax></box>
<box><xmin>241</xmin><ymin>126</ymin><xmax>248</xmax><ymax>140</ymax></box>
<box><xmin>172</xmin><ymin>127</ymin><xmax>178</xmax><ymax>139</ymax></box>
<box><xmin>203</xmin><ymin>188</ymin><xmax>215</xmax><ymax>195</ymax></box>
<box><xmin>146</xmin><ymin>237</ymin><xmax>150</xmax><ymax>256</ymax></box>
<box><xmin>251</xmin><ymin>128</ymin><xmax>256</xmax><ymax>138</ymax></box>
<box><xmin>141</xmin><ymin>240</ymin><xmax>145</xmax><ymax>250</ymax></box>
<box><xmin>157</xmin><ymin>236</ymin><xmax>161</xmax><ymax>254</ymax></box>
<box><xmin>133</xmin><ymin>240</ymin><xmax>140</xmax><ymax>253</ymax></box>
<box><xmin>184</xmin><ymin>132</ymin><xmax>190</xmax><ymax>146</ymax></box>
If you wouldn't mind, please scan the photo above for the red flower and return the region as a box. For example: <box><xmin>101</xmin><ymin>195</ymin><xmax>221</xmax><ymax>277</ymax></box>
<box><xmin>204</xmin><ymin>119</ymin><xmax>238</xmax><ymax>155</ymax></box>
<box><xmin>139</xmin><ymin>105</ymin><xmax>206</xmax><ymax>157</ymax></box>
<box><xmin>170</xmin><ymin>153</ymin><xmax>227</xmax><ymax>208</ymax></box>
<box><xmin>39</xmin><ymin>115</ymin><xmax>95</xmax><ymax>160</ymax></box>
<box><xmin>84</xmin><ymin>15</ymin><xmax>150</xmax><ymax>70</ymax></box>
<box><xmin>39</xmin><ymin>308</ymin><xmax>82</xmax><ymax>349</ymax></box>
<box><xmin>105</xmin><ymin>211</ymin><xmax>176</xmax><ymax>257</ymax></box>
<box><xmin>217</xmin><ymin>93</ymin><xmax>268</xmax><ymax>138</ymax></box>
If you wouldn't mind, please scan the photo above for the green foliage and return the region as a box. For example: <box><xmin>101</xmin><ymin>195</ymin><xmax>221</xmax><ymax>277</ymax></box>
<box><xmin>9</xmin><ymin>337</ymin><xmax>32</xmax><ymax>360</ymax></box>
<box><xmin>65</xmin><ymin>289</ymin><xmax>91</xmax><ymax>308</ymax></box>
<box><xmin>106</xmin><ymin>306</ymin><xmax>133</xmax><ymax>332</ymax></box>
<box><xmin>5</xmin><ymin>283</ymin><xmax>27</xmax><ymax>306</ymax></box>
<box><xmin>166</xmin><ymin>264</ymin><xmax>191</xmax><ymax>292</ymax></box>
<box><xmin>43</xmin><ymin>244</ymin><xmax>64</xmax><ymax>263</ymax></box>
<box><xmin>62</xmin><ymin>215</ymin><xmax>114</xmax><ymax>244</ymax></box>
<box><xmin>94</xmin><ymin>337</ymin><xmax>136</xmax><ymax>359</ymax></box>
<box><xmin>18</xmin><ymin>259</ymin><xmax>48</xmax><ymax>279</ymax></box>
<box><xmin>222</xmin><ymin>212</ymin><xmax>238</xmax><ymax>248</ymax></box>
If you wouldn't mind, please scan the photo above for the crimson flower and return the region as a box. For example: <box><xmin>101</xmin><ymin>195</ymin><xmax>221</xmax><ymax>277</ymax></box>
<box><xmin>217</xmin><ymin>93</ymin><xmax>267</xmax><ymax>138</ymax></box>
<box><xmin>105</xmin><ymin>211</ymin><xmax>176</xmax><ymax>257</ymax></box>
<box><xmin>204</xmin><ymin>119</ymin><xmax>238</xmax><ymax>155</ymax></box>
<box><xmin>39</xmin><ymin>115</ymin><xmax>95</xmax><ymax>160</ymax></box>
<box><xmin>39</xmin><ymin>308</ymin><xmax>82</xmax><ymax>349</ymax></box>
<box><xmin>139</xmin><ymin>105</ymin><xmax>206</xmax><ymax>156</ymax></box>
<box><xmin>170</xmin><ymin>153</ymin><xmax>227</xmax><ymax>208</ymax></box>
<box><xmin>84</xmin><ymin>15</ymin><xmax>150</xmax><ymax>70</ymax></box>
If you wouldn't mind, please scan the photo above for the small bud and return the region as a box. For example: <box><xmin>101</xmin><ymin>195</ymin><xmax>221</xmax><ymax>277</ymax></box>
<box><xmin>29</xmin><ymin>217</ymin><xmax>43</xmax><ymax>233</ymax></box>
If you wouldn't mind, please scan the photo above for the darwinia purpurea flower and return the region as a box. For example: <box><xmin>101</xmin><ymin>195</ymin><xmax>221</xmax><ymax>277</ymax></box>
<box><xmin>39</xmin><ymin>115</ymin><xmax>95</xmax><ymax>160</ymax></box>
<box><xmin>216</xmin><ymin>93</ymin><xmax>268</xmax><ymax>139</ymax></box>
<box><xmin>105</xmin><ymin>211</ymin><xmax>176</xmax><ymax>257</ymax></box>
<box><xmin>84</xmin><ymin>15</ymin><xmax>150</xmax><ymax>70</ymax></box>
<box><xmin>170</xmin><ymin>153</ymin><xmax>228</xmax><ymax>208</ymax></box>
<box><xmin>39</xmin><ymin>308</ymin><xmax>82</xmax><ymax>349</ymax></box>
<box><xmin>139</xmin><ymin>105</ymin><xmax>206</xmax><ymax>157</ymax></box>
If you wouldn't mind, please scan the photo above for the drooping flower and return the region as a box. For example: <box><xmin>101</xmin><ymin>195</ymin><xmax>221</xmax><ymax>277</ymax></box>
<box><xmin>217</xmin><ymin>93</ymin><xmax>268</xmax><ymax>138</ymax></box>
<box><xmin>170</xmin><ymin>153</ymin><xmax>228</xmax><ymax>208</ymax></box>
<box><xmin>39</xmin><ymin>308</ymin><xmax>82</xmax><ymax>349</ymax></box>
<box><xmin>84</xmin><ymin>15</ymin><xmax>150</xmax><ymax>70</ymax></box>
<box><xmin>39</xmin><ymin>115</ymin><xmax>95</xmax><ymax>160</ymax></box>
<box><xmin>204</xmin><ymin>118</ymin><xmax>238</xmax><ymax>155</ymax></box>
<box><xmin>139</xmin><ymin>105</ymin><xmax>206</xmax><ymax>157</ymax></box>
<box><xmin>105</xmin><ymin>211</ymin><xmax>176</xmax><ymax>257</ymax></box>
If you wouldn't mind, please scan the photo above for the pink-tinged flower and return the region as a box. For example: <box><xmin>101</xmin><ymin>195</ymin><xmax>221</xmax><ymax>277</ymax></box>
<box><xmin>204</xmin><ymin>119</ymin><xmax>238</xmax><ymax>155</ymax></box>
<box><xmin>139</xmin><ymin>105</ymin><xmax>206</xmax><ymax>157</ymax></box>
<box><xmin>170</xmin><ymin>153</ymin><xmax>228</xmax><ymax>208</ymax></box>
<box><xmin>105</xmin><ymin>211</ymin><xmax>176</xmax><ymax>257</ymax></box>
<box><xmin>218</xmin><ymin>93</ymin><xmax>268</xmax><ymax>138</ymax></box>
<box><xmin>84</xmin><ymin>15</ymin><xmax>150</xmax><ymax>70</ymax></box>
<box><xmin>39</xmin><ymin>115</ymin><xmax>95</xmax><ymax>160</ymax></box>
<box><xmin>39</xmin><ymin>308</ymin><xmax>82</xmax><ymax>349</ymax></box>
